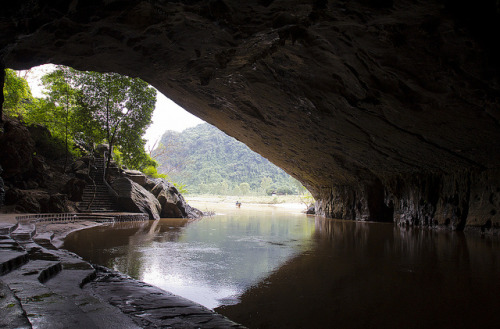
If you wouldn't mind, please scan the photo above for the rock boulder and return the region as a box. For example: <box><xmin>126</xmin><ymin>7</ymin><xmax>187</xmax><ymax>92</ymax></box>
<box><xmin>151</xmin><ymin>180</ymin><xmax>203</xmax><ymax>219</ymax></box>
<box><xmin>122</xmin><ymin>170</ymin><xmax>147</xmax><ymax>187</ymax></box>
<box><xmin>63</xmin><ymin>178</ymin><xmax>87</xmax><ymax>202</ymax></box>
<box><xmin>112</xmin><ymin>177</ymin><xmax>161</xmax><ymax>220</ymax></box>
<box><xmin>5</xmin><ymin>188</ymin><xmax>49</xmax><ymax>213</ymax></box>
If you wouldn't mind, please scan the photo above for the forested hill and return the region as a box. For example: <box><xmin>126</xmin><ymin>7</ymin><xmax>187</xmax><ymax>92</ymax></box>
<box><xmin>153</xmin><ymin>123</ymin><xmax>302</xmax><ymax>195</ymax></box>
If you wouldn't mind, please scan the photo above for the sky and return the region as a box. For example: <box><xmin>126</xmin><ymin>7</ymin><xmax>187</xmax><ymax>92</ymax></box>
<box><xmin>21</xmin><ymin>64</ymin><xmax>205</xmax><ymax>150</ymax></box>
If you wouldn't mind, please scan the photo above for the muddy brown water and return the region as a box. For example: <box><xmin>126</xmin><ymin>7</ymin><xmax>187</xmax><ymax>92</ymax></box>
<box><xmin>64</xmin><ymin>203</ymin><xmax>500</xmax><ymax>329</ymax></box>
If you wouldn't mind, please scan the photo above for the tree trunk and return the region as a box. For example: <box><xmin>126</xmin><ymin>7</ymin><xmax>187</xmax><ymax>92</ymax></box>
<box><xmin>105</xmin><ymin>142</ymin><xmax>113</xmax><ymax>182</ymax></box>
<box><xmin>0</xmin><ymin>66</ymin><xmax>5</xmax><ymax>123</ymax></box>
<box><xmin>63</xmin><ymin>85</ymin><xmax>69</xmax><ymax>172</ymax></box>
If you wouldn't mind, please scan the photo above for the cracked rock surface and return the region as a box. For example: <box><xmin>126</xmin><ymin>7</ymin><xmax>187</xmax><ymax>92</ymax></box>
<box><xmin>1</xmin><ymin>0</ymin><xmax>499</xmax><ymax>230</ymax></box>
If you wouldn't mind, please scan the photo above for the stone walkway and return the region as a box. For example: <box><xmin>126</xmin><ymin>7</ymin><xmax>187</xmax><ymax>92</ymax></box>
<box><xmin>0</xmin><ymin>216</ymin><xmax>246</xmax><ymax>328</ymax></box>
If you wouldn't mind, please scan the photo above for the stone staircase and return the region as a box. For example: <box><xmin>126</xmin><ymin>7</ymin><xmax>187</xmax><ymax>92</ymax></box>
<box><xmin>0</xmin><ymin>220</ymin><xmax>246</xmax><ymax>328</ymax></box>
<box><xmin>78</xmin><ymin>157</ymin><xmax>119</xmax><ymax>213</ymax></box>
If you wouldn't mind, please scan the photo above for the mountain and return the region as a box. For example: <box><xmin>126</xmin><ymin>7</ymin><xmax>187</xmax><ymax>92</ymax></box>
<box><xmin>153</xmin><ymin>123</ymin><xmax>301</xmax><ymax>195</ymax></box>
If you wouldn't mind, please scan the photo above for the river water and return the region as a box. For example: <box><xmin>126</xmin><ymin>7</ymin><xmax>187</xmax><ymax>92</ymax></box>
<box><xmin>64</xmin><ymin>203</ymin><xmax>500</xmax><ymax>329</ymax></box>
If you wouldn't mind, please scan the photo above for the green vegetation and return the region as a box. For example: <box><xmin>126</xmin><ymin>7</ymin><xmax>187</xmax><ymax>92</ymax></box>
<box><xmin>68</xmin><ymin>69</ymin><xmax>156</xmax><ymax>174</ymax></box>
<box><xmin>3</xmin><ymin>69</ymin><xmax>32</xmax><ymax>116</ymax></box>
<box><xmin>3</xmin><ymin>67</ymin><xmax>311</xmax><ymax>201</ymax></box>
<box><xmin>2</xmin><ymin>67</ymin><xmax>158</xmax><ymax>173</ymax></box>
<box><xmin>153</xmin><ymin>123</ymin><xmax>308</xmax><ymax>196</ymax></box>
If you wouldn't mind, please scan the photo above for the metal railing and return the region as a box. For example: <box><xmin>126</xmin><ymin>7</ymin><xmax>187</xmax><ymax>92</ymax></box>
<box><xmin>15</xmin><ymin>213</ymin><xmax>149</xmax><ymax>223</ymax></box>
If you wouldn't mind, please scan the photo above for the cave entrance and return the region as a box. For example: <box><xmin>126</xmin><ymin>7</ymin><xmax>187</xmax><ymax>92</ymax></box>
<box><xmin>3</xmin><ymin>64</ymin><xmax>313</xmax><ymax>208</ymax></box>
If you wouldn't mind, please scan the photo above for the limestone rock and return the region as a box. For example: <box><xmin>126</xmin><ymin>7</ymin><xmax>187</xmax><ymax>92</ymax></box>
<box><xmin>0</xmin><ymin>118</ymin><xmax>35</xmax><ymax>179</ymax></box>
<box><xmin>5</xmin><ymin>188</ymin><xmax>50</xmax><ymax>213</ymax></box>
<box><xmin>122</xmin><ymin>170</ymin><xmax>147</xmax><ymax>186</ymax></box>
<box><xmin>48</xmin><ymin>193</ymin><xmax>69</xmax><ymax>213</ymax></box>
<box><xmin>75</xmin><ymin>169</ymin><xmax>91</xmax><ymax>183</ymax></box>
<box><xmin>71</xmin><ymin>160</ymin><xmax>87</xmax><ymax>172</ymax></box>
<box><xmin>2</xmin><ymin>1</ymin><xmax>500</xmax><ymax>229</ymax></box>
<box><xmin>27</xmin><ymin>124</ymin><xmax>66</xmax><ymax>160</ymax></box>
<box><xmin>151</xmin><ymin>180</ymin><xmax>202</xmax><ymax>219</ymax></box>
<box><xmin>63</xmin><ymin>178</ymin><xmax>87</xmax><ymax>202</ymax></box>
<box><xmin>112</xmin><ymin>177</ymin><xmax>161</xmax><ymax>220</ymax></box>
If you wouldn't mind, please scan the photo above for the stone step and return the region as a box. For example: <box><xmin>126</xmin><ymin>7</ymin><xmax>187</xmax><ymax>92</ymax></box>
<box><xmin>81</xmin><ymin>198</ymin><xmax>116</xmax><ymax>203</ymax></box>
<box><xmin>83</xmin><ymin>185</ymin><xmax>109</xmax><ymax>190</ymax></box>
<box><xmin>79</xmin><ymin>197</ymin><xmax>116</xmax><ymax>201</ymax></box>
<box><xmin>80</xmin><ymin>207</ymin><xmax>118</xmax><ymax>211</ymax></box>
<box><xmin>10</xmin><ymin>222</ymin><xmax>63</xmax><ymax>283</ymax></box>
<box><xmin>82</xmin><ymin>193</ymin><xmax>111</xmax><ymax>197</ymax></box>
<box><xmin>79</xmin><ymin>198</ymin><xmax>117</xmax><ymax>203</ymax></box>
<box><xmin>82</xmin><ymin>191</ymin><xmax>114</xmax><ymax>195</ymax></box>
<box><xmin>79</xmin><ymin>209</ymin><xmax>119</xmax><ymax>213</ymax></box>
<box><xmin>83</xmin><ymin>188</ymin><xmax>108</xmax><ymax>192</ymax></box>
<box><xmin>81</xmin><ymin>193</ymin><xmax>115</xmax><ymax>198</ymax></box>
<box><xmin>0</xmin><ymin>222</ymin><xmax>18</xmax><ymax>235</ymax></box>
<box><xmin>78</xmin><ymin>204</ymin><xmax>118</xmax><ymax>209</ymax></box>
<box><xmin>83</xmin><ymin>187</ymin><xmax>111</xmax><ymax>191</ymax></box>
<box><xmin>10</xmin><ymin>222</ymin><xmax>37</xmax><ymax>244</ymax></box>
<box><xmin>81</xmin><ymin>200</ymin><xmax>116</xmax><ymax>206</ymax></box>
<box><xmin>0</xmin><ymin>235</ymin><xmax>28</xmax><ymax>276</ymax></box>
<box><xmin>82</xmin><ymin>192</ymin><xmax>112</xmax><ymax>198</ymax></box>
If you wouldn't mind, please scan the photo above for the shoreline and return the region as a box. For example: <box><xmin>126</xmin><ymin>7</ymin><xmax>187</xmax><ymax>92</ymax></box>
<box><xmin>36</xmin><ymin>220</ymin><xmax>104</xmax><ymax>249</ymax></box>
<box><xmin>186</xmin><ymin>195</ymin><xmax>309</xmax><ymax>211</ymax></box>
<box><xmin>0</xmin><ymin>213</ymin><xmax>246</xmax><ymax>328</ymax></box>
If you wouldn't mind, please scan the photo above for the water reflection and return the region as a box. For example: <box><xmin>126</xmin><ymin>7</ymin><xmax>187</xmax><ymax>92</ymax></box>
<box><xmin>64</xmin><ymin>206</ymin><xmax>315</xmax><ymax>309</ymax></box>
<box><xmin>218</xmin><ymin>218</ymin><xmax>500</xmax><ymax>329</ymax></box>
<box><xmin>64</xmin><ymin>208</ymin><xmax>500</xmax><ymax>328</ymax></box>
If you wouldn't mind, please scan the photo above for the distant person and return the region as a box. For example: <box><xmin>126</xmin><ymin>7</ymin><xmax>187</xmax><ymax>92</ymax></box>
<box><xmin>236</xmin><ymin>201</ymin><xmax>241</xmax><ymax>208</ymax></box>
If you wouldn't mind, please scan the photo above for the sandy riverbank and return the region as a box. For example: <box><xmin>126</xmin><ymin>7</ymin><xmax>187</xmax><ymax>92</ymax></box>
<box><xmin>186</xmin><ymin>194</ymin><xmax>310</xmax><ymax>211</ymax></box>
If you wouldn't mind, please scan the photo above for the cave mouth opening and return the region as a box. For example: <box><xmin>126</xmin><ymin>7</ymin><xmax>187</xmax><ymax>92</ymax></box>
<box><xmin>2</xmin><ymin>64</ymin><xmax>313</xmax><ymax>205</ymax></box>
<box><xmin>2</xmin><ymin>0</ymin><xmax>500</xmax><ymax>229</ymax></box>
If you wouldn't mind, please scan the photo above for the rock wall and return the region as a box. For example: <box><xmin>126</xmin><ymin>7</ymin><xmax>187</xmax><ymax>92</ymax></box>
<box><xmin>316</xmin><ymin>169</ymin><xmax>500</xmax><ymax>233</ymax></box>
<box><xmin>1</xmin><ymin>0</ymin><xmax>500</xmax><ymax>230</ymax></box>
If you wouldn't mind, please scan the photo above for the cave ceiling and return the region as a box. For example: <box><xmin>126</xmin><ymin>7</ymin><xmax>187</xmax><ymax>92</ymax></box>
<box><xmin>1</xmin><ymin>0</ymin><xmax>500</xmax><ymax>197</ymax></box>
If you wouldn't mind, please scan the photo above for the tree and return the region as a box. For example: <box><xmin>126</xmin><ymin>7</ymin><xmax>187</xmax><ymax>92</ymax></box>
<box><xmin>37</xmin><ymin>67</ymin><xmax>78</xmax><ymax>169</ymax></box>
<box><xmin>70</xmin><ymin>70</ymin><xmax>156</xmax><ymax>175</ymax></box>
<box><xmin>2</xmin><ymin>69</ymin><xmax>32</xmax><ymax>117</ymax></box>
<box><xmin>239</xmin><ymin>182</ymin><xmax>250</xmax><ymax>195</ymax></box>
<box><xmin>260</xmin><ymin>177</ymin><xmax>273</xmax><ymax>194</ymax></box>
